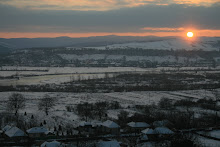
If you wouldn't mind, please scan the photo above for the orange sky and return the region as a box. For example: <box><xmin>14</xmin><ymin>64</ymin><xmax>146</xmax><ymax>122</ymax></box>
<box><xmin>1</xmin><ymin>29</ymin><xmax>220</xmax><ymax>38</ymax></box>
<box><xmin>0</xmin><ymin>0</ymin><xmax>219</xmax><ymax>38</ymax></box>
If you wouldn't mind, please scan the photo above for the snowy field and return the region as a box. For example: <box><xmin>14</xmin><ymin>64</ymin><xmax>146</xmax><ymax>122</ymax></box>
<box><xmin>0</xmin><ymin>73</ymin><xmax>113</xmax><ymax>86</ymax></box>
<box><xmin>85</xmin><ymin>37</ymin><xmax>220</xmax><ymax>51</ymax></box>
<box><xmin>0</xmin><ymin>66</ymin><xmax>220</xmax><ymax>86</ymax></box>
<box><xmin>0</xmin><ymin>66</ymin><xmax>149</xmax><ymax>86</ymax></box>
<box><xmin>1</xmin><ymin>66</ymin><xmax>220</xmax><ymax>77</ymax></box>
<box><xmin>0</xmin><ymin>89</ymin><xmax>218</xmax><ymax>127</ymax></box>
<box><xmin>0</xmin><ymin>66</ymin><xmax>150</xmax><ymax>77</ymax></box>
<box><xmin>198</xmin><ymin>130</ymin><xmax>220</xmax><ymax>139</ymax></box>
<box><xmin>196</xmin><ymin>135</ymin><xmax>220</xmax><ymax>147</ymax></box>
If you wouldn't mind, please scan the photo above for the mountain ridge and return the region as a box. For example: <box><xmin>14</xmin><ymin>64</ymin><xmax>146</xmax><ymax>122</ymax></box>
<box><xmin>0</xmin><ymin>36</ymin><xmax>219</xmax><ymax>51</ymax></box>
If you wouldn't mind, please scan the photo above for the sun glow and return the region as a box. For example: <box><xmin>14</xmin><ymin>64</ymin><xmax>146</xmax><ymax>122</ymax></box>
<box><xmin>187</xmin><ymin>32</ymin><xmax>194</xmax><ymax>38</ymax></box>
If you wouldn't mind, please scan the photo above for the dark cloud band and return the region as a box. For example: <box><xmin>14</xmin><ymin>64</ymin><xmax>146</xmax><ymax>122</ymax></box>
<box><xmin>0</xmin><ymin>3</ymin><xmax>219</xmax><ymax>33</ymax></box>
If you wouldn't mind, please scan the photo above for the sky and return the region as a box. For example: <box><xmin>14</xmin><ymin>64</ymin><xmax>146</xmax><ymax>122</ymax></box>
<box><xmin>0</xmin><ymin>0</ymin><xmax>220</xmax><ymax>38</ymax></box>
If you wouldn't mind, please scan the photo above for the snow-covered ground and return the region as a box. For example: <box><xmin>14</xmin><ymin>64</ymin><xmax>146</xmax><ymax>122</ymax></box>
<box><xmin>1</xmin><ymin>66</ymin><xmax>220</xmax><ymax>86</ymax></box>
<box><xmin>1</xmin><ymin>66</ymin><xmax>219</xmax><ymax>77</ymax></box>
<box><xmin>0</xmin><ymin>73</ymin><xmax>112</xmax><ymax>86</ymax></box>
<box><xmin>0</xmin><ymin>89</ymin><xmax>218</xmax><ymax>128</ymax></box>
<box><xmin>85</xmin><ymin>37</ymin><xmax>220</xmax><ymax>51</ymax></box>
<box><xmin>198</xmin><ymin>130</ymin><xmax>220</xmax><ymax>139</ymax></box>
<box><xmin>0</xmin><ymin>66</ymin><xmax>149</xmax><ymax>86</ymax></box>
<box><xmin>0</xmin><ymin>66</ymin><xmax>151</xmax><ymax>77</ymax></box>
<box><xmin>196</xmin><ymin>135</ymin><xmax>220</xmax><ymax>147</ymax></box>
<box><xmin>208</xmin><ymin>130</ymin><xmax>220</xmax><ymax>139</ymax></box>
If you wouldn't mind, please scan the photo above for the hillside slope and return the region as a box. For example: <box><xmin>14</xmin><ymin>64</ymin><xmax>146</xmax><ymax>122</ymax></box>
<box><xmin>87</xmin><ymin>37</ymin><xmax>220</xmax><ymax>51</ymax></box>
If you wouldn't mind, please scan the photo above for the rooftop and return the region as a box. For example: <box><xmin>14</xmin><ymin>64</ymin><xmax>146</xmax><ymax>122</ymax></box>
<box><xmin>127</xmin><ymin>122</ymin><xmax>150</xmax><ymax>128</ymax></box>
<box><xmin>5</xmin><ymin>127</ymin><xmax>27</xmax><ymax>137</ymax></box>
<box><xmin>27</xmin><ymin>127</ymin><xmax>48</xmax><ymax>134</ymax></box>
<box><xmin>102</xmin><ymin>120</ymin><xmax>120</xmax><ymax>128</ymax></box>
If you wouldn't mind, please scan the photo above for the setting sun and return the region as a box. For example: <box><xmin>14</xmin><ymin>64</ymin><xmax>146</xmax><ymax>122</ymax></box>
<box><xmin>187</xmin><ymin>32</ymin><xmax>194</xmax><ymax>38</ymax></box>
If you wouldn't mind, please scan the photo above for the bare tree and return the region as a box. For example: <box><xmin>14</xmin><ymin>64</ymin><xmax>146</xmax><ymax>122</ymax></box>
<box><xmin>76</xmin><ymin>102</ymin><xmax>93</xmax><ymax>121</ymax></box>
<box><xmin>117</xmin><ymin>110</ymin><xmax>129</xmax><ymax>127</ymax></box>
<box><xmin>94</xmin><ymin>102</ymin><xmax>107</xmax><ymax>120</ymax></box>
<box><xmin>158</xmin><ymin>97</ymin><xmax>172</xmax><ymax>109</ymax></box>
<box><xmin>38</xmin><ymin>95</ymin><xmax>55</xmax><ymax>115</ymax></box>
<box><xmin>7</xmin><ymin>93</ymin><xmax>26</xmax><ymax>115</ymax></box>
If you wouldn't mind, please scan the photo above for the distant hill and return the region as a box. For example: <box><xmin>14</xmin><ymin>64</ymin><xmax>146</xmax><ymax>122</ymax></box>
<box><xmin>0</xmin><ymin>36</ymin><xmax>170</xmax><ymax>49</ymax></box>
<box><xmin>0</xmin><ymin>36</ymin><xmax>219</xmax><ymax>51</ymax></box>
<box><xmin>85</xmin><ymin>37</ymin><xmax>220</xmax><ymax>51</ymax></box>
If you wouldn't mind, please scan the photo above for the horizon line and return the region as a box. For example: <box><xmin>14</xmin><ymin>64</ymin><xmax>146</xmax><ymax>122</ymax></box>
<box><xmin>1</xmin><ymin>35</ymin><xmax>220</xmax><ymax>39</ymax></box>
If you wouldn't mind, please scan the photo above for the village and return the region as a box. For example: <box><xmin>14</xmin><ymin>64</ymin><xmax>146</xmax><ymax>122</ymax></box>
<box><xmin>0</xmin><ymin>0</ymin><xmax>220</xmax><ymax>146</ymax></box>
<box><xmin>0</xmin><ymin>119</ymin><xmax>176</xmax><ymax>146</ymax></box>
<box><xmin>0</xmin><ymin>89</ymin><xmax>220</xmax><ymax>147</ymax></box>
<box><xmin>1</xmin><ymin>113</ymin><xmax>220</xmax><ymax>146</ymax></box>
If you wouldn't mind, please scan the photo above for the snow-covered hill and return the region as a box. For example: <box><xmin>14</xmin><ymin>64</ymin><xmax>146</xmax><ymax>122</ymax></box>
<box><xmin>86</xmin><ymin>37</ymin><xmax>220</xmax><ymax>51</ymax></box>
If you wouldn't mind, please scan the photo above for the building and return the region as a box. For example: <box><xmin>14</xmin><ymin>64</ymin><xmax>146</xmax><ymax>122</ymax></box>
<box><xmin>127</xmin><ymin>122</ymin><xmax>150</xmax><ymax>134</ymax></box>
<box><xmin>137</xmin><ymin>134</ymin><xmax>149</xmax><ymax>143</ymax></box>
<box><xmin>4</xmin><ymin>126</ymin><xmax>27</xmax><ymax>138</ymax></box>
<box><xmin>27</xmin><ymin>127</ymin><xmax>50</xmax><ymax>138</ymax></box>
<box><xmin>41</xmin><ymin>140</ymin><xmax>67</xmax><ymax>147</ymax></box>
<box><xmin>78</xmin><ymin>121</ymin><xmax>93</xmax><ymax>135</ymax></box>
<box><xmin>102</xmin><ymin>120</ymin><xmax>120</xmax><ymax>135</ymax></box>
<box><xmin>141</xmin><ymin>128</ymin><xmax>157</xmax><ymax>140</ymax></box>
<box><xmin>154</xmin><ymin>127</ymin><xmax>174</xmax><ymax>134</ymax></box>
<box><xmin>154</xmin><ymin>127</ymin><xmax>174</xmax><ymax>138</ymax></box>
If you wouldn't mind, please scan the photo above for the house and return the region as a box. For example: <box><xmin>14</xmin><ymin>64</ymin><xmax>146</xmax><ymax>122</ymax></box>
<box><xmin>141</xmin><ymin>128</ymin><xmax>155</xmax><ymax>135</ymax></box>
<box><xmin>102</xmin><ymin>120</ymin><xmax>120</xmax><ymax>135</ymax></box>
<box><xmin>41</xmin><ymin>140</ymin><xmax>67</xmax><ymax>147</ymax></box>
<box><xmin>78</xmin><ymin>121</ymin><xmax>93</xmax><ymax>135</ymax></box>
<box><xmin>154</xmin><ymin>127</ymin><xmax>174</xmax><ymax>135</ymax></box>
<box><xmin>142</xmin><ymin>127</ymin><xmax>174</xmax><ymax>139</ymax></box>
<box><xmin>137</xmin><ymin>134</ymin><xmax>148</xmax><ymax>143</ymax></box>
<box><xmin>4</xmin><ymin>126</ymin><xmax>27</xmax><ymax>138</ymax></box>
<box><xmin>27</xmin><ymin>127</ymin><xmax>50</xmax><ymax>138</ymax></box>
<box><xmin>127</xmin><ymin>122</ymin><xmax>150</xmax><ymax>134</ymax></box>
<box><xmin>91</xmin><ymin>121</ymin><xmax>103</xmax><ymax>135</ymax></box>
<box><xmin>141</xmin><ymin>128</ymin><xmax>157</xmax><ymax>140</ymax></box>
<box><xmin>97</xmin><ymin>140</ymin><xmax>120</xmax><ymax>147</ymax></box>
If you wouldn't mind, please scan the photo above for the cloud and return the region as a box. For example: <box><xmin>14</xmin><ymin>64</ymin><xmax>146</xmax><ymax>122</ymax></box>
<box><xmin>173</xmin><ymin>0</ymin><xmax>219</xmax><ymax>6</ymax></box>
<box><xmin>0</xmin><ymin>0</ymin><xmax>153</xmax><ymax>11</ymax></box>
<box><xmin>0</xmin><ymin>2</ymin><xmax>219</xmax><ymax>37</ymax></box>
<box><xmin>142</xmin><ymin>27</ymin><xmax>185</xmax><ymax>32</ymax></box>
<box><xmin>0</xmin><ymin>0</ymin><xmax>218</xmax><ymax>11</ymax></box>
